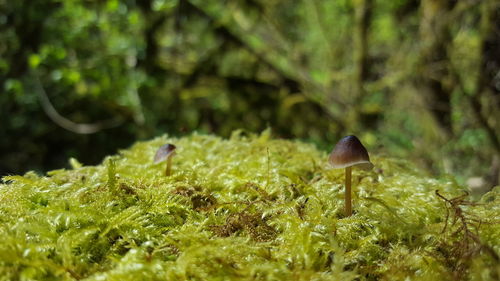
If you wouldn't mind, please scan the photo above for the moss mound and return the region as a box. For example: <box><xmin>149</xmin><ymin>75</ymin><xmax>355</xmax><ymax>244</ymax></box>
<box><xmin>1</xmin><ymin>131</ymin><xmax>498</xmax><ymax>280</ymax></box>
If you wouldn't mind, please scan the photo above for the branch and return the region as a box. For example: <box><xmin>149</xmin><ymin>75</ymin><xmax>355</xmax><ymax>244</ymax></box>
<box><xmin>450</xmin><ymin>67</ymin><xmax>500</xmax><ymax>154</ymax></box>
<box><xmin>184</xmin><ymin>0</ymin><xmax>347</xmax><ymax>127</ymax></box>
<box><xmin>32</xmin><ymin>70</ymin><xmax>123</xmax><ymax>134</ymax></box>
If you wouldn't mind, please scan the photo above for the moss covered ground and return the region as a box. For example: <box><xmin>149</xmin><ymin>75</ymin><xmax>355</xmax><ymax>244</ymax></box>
<box><xmin>0</xmin><ymin>131</ymin><xmax>499</xmax><ymax>280</ymax></box>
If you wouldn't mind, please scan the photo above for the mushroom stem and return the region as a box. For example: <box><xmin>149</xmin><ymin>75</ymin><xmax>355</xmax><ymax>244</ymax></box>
<box><xmin>345</xmin><ymin>166</ymin><xmax>352</xmax><ymax>216</ymax></box>
<box><xmin>166</xmin><ymin>157</ymin><xmax>173</xmax><ymax>176</ymax></box>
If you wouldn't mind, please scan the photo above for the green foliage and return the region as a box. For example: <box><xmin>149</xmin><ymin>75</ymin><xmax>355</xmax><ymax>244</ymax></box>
<box><xmin>0</xmin><ymin>132</ymin><xmax>498</xmax><ymax>280</ymax></box>
<box><xmin>2</xmin><ymin>0</ymin><xmax>498</xmax><ymax>185</ymax></box>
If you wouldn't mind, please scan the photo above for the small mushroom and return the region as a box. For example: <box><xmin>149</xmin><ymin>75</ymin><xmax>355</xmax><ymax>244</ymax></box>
<box><xmin>154</xmin><ymin>144</ymin><xmax>177</xmax><ymax>176</ymax></box>
<box><xmin>328</xmin><ymin>135</ymin><xmax>373</xmax><ymax>217</ymax></box>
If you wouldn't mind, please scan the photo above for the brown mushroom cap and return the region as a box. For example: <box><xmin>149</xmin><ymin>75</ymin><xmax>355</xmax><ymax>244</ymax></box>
<box><xmin>328</xmin><ymin>135</ymin><xmax>373</xmax><ymax>170</ymax></box>
<box><xmin>154</xmin><ymin>144</ymin><xmax>177</xmax><ymax>164</ymax></box>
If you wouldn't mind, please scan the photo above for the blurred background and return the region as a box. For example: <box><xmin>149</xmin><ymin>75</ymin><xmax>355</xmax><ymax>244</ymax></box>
<box><xmin>1</xmin><ymin>0</ymin><xmax>499</xmax><ymax>192</ymax></box>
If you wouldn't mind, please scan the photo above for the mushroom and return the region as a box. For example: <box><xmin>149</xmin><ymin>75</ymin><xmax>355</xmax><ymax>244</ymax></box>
<box><xmin>328</xmin><ymin>135</ymin><xmax>373</xmax><ymax>217</ymax></box>
<box><xmin>154</xmin><ymin>144</ymin><xmax>177</xmax><ymax>176</ymax></box>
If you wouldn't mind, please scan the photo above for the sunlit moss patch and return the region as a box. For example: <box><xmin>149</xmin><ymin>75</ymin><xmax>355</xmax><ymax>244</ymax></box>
<box><xmin>0</xmin><ymin>131</ymin><xmax>498</xmax><ymax>280</ymax></box>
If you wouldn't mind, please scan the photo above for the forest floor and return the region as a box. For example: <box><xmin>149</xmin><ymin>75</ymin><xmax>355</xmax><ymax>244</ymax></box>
<box><xmin>0</xmin><ymin>132</ymin><xmax>498</xmax><ymax>280</ymax></box>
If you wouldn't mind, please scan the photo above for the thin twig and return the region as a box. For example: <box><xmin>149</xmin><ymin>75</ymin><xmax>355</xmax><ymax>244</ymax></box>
<box><xmin>31</xmin><ymin>70</ymin><xmax>123</xmax><ymax>134</ymax></box>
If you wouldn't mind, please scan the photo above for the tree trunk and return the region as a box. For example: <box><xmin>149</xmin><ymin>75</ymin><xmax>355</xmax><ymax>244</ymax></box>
<box><xmin>351</xmin><ymin>0</ymin><xmax>372</xmax><ymax>130</ymax></box>
<box><xmin>476</xmin><ymin>0</ymin><xmax>500</xmax><ymax>154</ymax></box>
<box><xmin>418</xmin><ymin>0</ymin><xmax>455</xmax><ymax>137</ymax></box>
<box><xmin>353</xmin><ymin>0</ymin><xmax>372</xmax><ymax>98</ymax></box>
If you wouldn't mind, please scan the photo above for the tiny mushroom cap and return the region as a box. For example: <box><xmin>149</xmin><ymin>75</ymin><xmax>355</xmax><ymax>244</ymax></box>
<box><xmin>154</xmin><ymin>144</ymin><xmax>177</xmax><ymax>164</ymax></box>
<box><xmin>328</xmin><ymin>135</ymin><xmax>373</xmax><ymax>170</ymax></box>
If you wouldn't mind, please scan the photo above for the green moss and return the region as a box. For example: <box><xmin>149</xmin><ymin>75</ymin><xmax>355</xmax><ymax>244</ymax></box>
<box><xmin>0</xmin><ymin>131</ymin><xmax>498</xmax><ymax>280</ymax></box>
